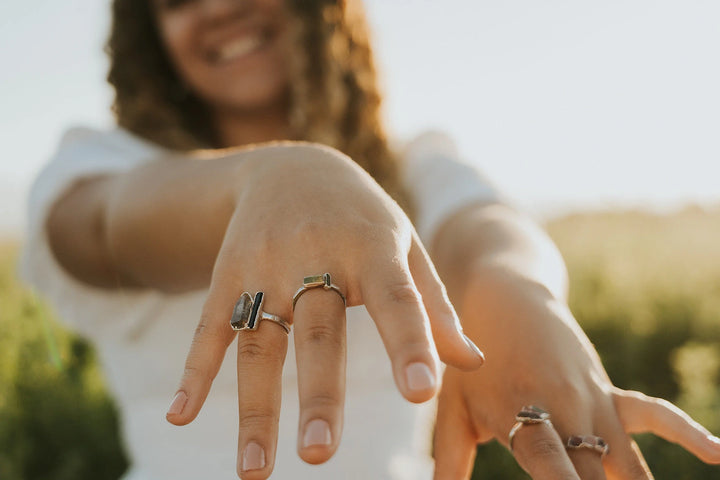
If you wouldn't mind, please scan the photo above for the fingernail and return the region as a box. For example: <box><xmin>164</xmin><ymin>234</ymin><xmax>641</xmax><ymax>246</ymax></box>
<box><xmin>708</xmin><ymin>435</ymin><xmax>720</xmax><ymax>446</ymax></box>
<box><xmin>303</xmin><ymin>419</ymin><xmax>332</xmax><ymax>448</ymax></box>
<box><xmin>166</xmin><ymin>391</ymin><xmax>187</xmax><ymax>417</ymax></box>
<box><xmin>463</xmin><ymin>334</ymin><xmax>485</xmax><ymax>364</ymax></box>
<box><xmin>242</xmin><ymin>442</ymin><xmax>266</xmax><ymax>471</ymax></box>
<box><xmin>405</xmin><ymin>362</ymin><xmax>436</xmax><ymax>391</ymax></box>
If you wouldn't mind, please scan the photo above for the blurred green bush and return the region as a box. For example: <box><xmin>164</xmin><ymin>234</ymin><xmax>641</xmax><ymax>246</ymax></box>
<box><xmin>1</xmin><ymin>206</ymin><xmax>719</xmax><ymax>479</ymax></box>
<box><xmin>0</xmin><ymin>243</ymin><xmax>128</xmax><ymax>480</ymax></box>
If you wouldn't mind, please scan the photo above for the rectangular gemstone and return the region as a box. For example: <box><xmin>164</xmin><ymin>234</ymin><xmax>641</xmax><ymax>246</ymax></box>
<box><xmin>303</xmin><ymin>275</ymin><xmax>325</xmax><ymax>287</ymax></box>
<box><xmin>248</xmin><ymin>292</ymin><xmax>264</xmax><ymax>329</ymax></box>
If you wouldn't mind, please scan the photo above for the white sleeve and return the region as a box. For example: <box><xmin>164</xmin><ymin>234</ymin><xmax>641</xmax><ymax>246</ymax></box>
<box><xmin>401</xmin><ymin>131</ymin><xmax>503</xmax><ymax>247</ymax></box>
<box><xmin>19</xmin><ymin>127</ymin><xmax>165</xmax><ymax>336</ymax></box>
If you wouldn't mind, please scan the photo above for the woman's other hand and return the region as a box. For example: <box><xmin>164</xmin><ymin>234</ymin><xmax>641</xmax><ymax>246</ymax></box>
<box><xmin>430</xmin><ymin>204</ymin><xmax>720</xmax><ymax>479</ymax></box>
<box><xmin>164</xmin><ymin>143</ymin><xmax>485</xmax><ymax>479</ymax></box>
<box><xmin>433</xmin><ymin>271</ymin><xmax>720</xmax><ymax>479</ymax></box>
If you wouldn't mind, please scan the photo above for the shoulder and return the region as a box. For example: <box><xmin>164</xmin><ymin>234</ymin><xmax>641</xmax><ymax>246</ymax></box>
<box><xmin>400</xmin><ymin>130</ymin><xmax>460</xmax><ymax>166</ymax></box>
<box><xmin>397</xmin><ymin>129</ymin><xmax>496</xmax><ymax>192</ymax></box>
<box><xmin>397</xmin><ymin>130</ymin><xmax>503</xmax><ymax>245</ymax></box>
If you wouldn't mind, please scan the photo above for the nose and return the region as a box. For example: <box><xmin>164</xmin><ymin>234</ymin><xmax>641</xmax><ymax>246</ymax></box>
<box><xmin>200</xmin><ymin>0</ymin><xmax>251</xmax><ymax>24</ymax></box>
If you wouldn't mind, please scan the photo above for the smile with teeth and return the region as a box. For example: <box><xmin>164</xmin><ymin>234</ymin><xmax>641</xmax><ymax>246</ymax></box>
<box><xmin>215</xmin><ymin>35</ymin><xmax>266</xmax><ymax>63</ymax></box>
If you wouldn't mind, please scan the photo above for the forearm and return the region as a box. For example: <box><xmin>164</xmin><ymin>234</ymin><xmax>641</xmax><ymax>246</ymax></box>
<box><xmin>430</xmin><ymin>202</ymin><xmax>569</xmax><ymax>307</ymax></box>
<box><xmin>47</xmin><ymin>142</ymin><xmax>331</xmax><ymax>292</ymax></box>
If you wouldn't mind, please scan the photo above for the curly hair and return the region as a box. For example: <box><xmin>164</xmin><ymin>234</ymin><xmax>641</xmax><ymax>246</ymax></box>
<box><xmin>106</xmin><ymin>0</ymin><xmax>410</xmax><ymax>212</ymax></box>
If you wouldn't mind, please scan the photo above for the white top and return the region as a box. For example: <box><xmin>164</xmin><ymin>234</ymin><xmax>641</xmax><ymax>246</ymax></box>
<box><xmin>20</xmin><ymin>127</ymin><xmax>500</xmax><ymax>480</ymax></box>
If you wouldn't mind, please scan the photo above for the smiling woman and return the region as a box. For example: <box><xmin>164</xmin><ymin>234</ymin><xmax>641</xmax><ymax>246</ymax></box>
<box><xmin>153</xmin><ymin>0</ymin><xmax>290</xmax><ymax>116</ymax></box>
<box><xmin>19</xmin><ymin>0</ymin><xmax>720</xmax><ymax>479</ymax></box>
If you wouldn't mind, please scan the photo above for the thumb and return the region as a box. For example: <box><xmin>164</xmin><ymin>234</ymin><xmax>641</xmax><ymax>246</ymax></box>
<box><xmin>433</xmin><ymin>380</ymin><xmax>477</xmax><ymax>480</ymax></box>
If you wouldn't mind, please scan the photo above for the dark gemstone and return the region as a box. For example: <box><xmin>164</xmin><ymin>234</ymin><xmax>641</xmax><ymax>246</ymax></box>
<box><xmin>568</xmin><ymin>436</ymin><xmax>583</xmax><ymax>447</ymax></box>
<box><xmin>248</xmin><ymin>292</ymin><xmax>264</xmax><ymax>329</ymax></box>
<box><xmin>231</xmin><ymin>293</ymin><xmax>254</xmax><ymax>330</ymax></box>
<box><xmin>518</xmin><ymin>411</ymin><xmax>541</xmax><ymax>420</ymax></box>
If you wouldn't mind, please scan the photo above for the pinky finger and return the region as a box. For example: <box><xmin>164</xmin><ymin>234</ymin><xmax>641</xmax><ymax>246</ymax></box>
<box><xmin>614</xmin><ymin>389</ymin><xmax>720</xmax><ymax>464</ymax></box>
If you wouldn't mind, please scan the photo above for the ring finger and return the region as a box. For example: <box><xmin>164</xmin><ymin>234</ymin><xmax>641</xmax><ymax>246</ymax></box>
<box><xmin>292</xmin><ymin>274</ymin><xmax>347</xmax><ymax>464</ymax></box>
<box><xmin>564</xmin><ymin>435</ymin><xmax>608</xmax><ymax>480</ymax></box>
<box><xmin>555</xmin><ymin>414</ymin><xmax>607</xmax><ymax>480</ymax></box>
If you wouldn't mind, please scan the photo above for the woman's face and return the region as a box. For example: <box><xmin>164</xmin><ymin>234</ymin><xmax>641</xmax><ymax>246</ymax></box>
<box><xmin>153</xmin><ymin>0</ymin><xmax>290</xmax><ymax>113</ymax></box>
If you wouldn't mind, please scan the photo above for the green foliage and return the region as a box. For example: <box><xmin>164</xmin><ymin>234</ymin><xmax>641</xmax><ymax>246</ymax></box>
<box><xmin>1</xmin><ymin>206</ymin><xmax>719</xmax><ymax>479</ymax></box>
<box><xmin>0</xmin><ymin>243</ymin><xmax>128</xmax><ymax>480</ymax></box>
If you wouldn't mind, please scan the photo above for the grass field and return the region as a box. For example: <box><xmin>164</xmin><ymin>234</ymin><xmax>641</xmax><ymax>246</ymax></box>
<box><xmin>1</xmin><ymin>206</ymin><xmax>719</xmax><ymax>479</ymax></box>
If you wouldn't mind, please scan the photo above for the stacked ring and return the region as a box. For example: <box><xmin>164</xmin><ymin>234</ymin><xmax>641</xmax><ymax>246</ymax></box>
<box><xmin>508</xmin><ymin>405</ymin><xmax>552</xmax><ymax>452</ymax></box>
<box><xmin>292</xmin><ymin>273</ymin><xmax>346</xmax><ymax>311</ymax></box>
<box><xmin>566</xmin><ymin>435</ymin><xmax>610</xmax><ymax>456</ymax></box>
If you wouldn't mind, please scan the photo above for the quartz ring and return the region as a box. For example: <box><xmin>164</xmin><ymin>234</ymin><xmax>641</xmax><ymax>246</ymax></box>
<box><xmin>230</xmin><ymin>292</ymin><xmax>291</xmax><ymax>334</ymax></box>
<box><xmin>508</xmin><ymin>405</ymin><xmax>552</xmax><ymax>452</ymax></box>
<box><xmin>566</xmin><ymin>435</ymin><xmax>610</xmax><ymax>456</ymax></box>
<box><xmin>292</xmin><ymin>273</ymin><xmax>346</xmax><ymax>311</ymax></box>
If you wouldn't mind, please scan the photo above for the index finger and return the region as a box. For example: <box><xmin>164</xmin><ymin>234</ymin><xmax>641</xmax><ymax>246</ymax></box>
<box><xmin>166</xmin><ymin>271</ymin><xmax>240</xmax><ymax>425</ymax></box>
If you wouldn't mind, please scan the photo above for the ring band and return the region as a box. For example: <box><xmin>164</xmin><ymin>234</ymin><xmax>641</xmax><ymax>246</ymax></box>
<box><xmin>566</xmin><ymin>435</ymin><xmax>609</xmax><ymax>456</ymax></box>
<box><xmin>292</xmin><ymin>273</ymin><xmax>346</xmax><ymax>311</ymax></box>
<box><xmin>508</xmin><ymin>406</ymin><xmax>552</xmax><ymax>452</ymax></box>
<box><xmin>230</xmin><ymin>291</ymin><xmax>291</xmax><ymax>334</ymax></box>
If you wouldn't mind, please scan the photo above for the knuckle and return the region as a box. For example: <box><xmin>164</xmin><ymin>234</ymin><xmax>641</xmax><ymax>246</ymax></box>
<box><xmin>357</xmin><ymin>224</ymin><xmax>402</xmax><ymax>258</ymax></box>
<box><xmin>385</xmin><ymin>282</ymin><xmax>422</xmax><ymax>306</ymax></box>
<box><xmin>182</xmin><ymin>363</ymin><xmax>207</xmax><ymax>382</ymax></box>
<box><xmin>299</xmin><ymin>322</ymin><xmax>342</xmax><ymax>346</ymax></box>
<box><xmin>237</xmin><ymin>339</ymin><xmax>275</xmax><ymax>363</ymax></box>
<box><xmin>303</xmin><ymin>393</ymin><xmax>341</xmax><ymax>411</ymax></box>
<box><xmin>526</xmin><ymin>437</ymin><xmax>564</xmax><ymax>459</ymax></box>
<box><xmin>193</xmin><ymin>316</ymin><xmax>225</xmax><ymax>342</ymax></box>
<box><xmin>238</xmin><ymin>408</ymin><xmax>275</xmax><ymax>430</ymax></box>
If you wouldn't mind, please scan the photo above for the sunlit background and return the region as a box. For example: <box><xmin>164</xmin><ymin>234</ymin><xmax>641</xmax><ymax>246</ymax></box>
<box><xmin>2</xmin><ymin>2</ymin><xmax>720</xmax><ymax>479</ymax></box>
<box><xmin>1</xmin><ymin>0</ymin><xmax>719</xmax><ymax>237</ymax></box>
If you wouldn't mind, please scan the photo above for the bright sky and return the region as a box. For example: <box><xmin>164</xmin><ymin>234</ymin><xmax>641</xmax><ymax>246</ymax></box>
<box><xmin>2</xmin><ymin>0</ymin><xmax>719</xmax><ymax>237</ymax></box>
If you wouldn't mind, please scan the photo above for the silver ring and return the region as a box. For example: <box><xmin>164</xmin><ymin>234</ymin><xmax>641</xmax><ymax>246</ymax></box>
<box><xmin>508</xmin><ymin>406</ymin><xmax>552</xmax><ymax>452</ymax></box>
<box><xmin>566</xmin><ymin>435</ymin><xmax>609</xmax><ymax>456</ymax></box>
<box><xmin>230</xmin><ymin>292</ymin><xmax>291</xmax><ymax>334</ymax></box>
<box><xmin>292</xmin><ymin>273</ymin><xmax>346</xmax><ymax>311</ymax></box>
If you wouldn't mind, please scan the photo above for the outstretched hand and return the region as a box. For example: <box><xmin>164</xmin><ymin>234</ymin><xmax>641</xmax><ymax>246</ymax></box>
<box><xmin>163</xmin><ymin>144</ymin><xmax>485</xmax><ymax>479</ymax></box>
<box><xmin>432</xmin><ymin>270</ymin><xmax>720</xmax><ymax>479</ymax></box>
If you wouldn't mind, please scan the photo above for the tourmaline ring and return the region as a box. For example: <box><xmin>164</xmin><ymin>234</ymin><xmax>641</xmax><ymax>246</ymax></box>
<box><xmin>230</xmin><ymin>292</ymin><xmax>291</xmax><ymax>334</ymax></box>
<box><xmin>566</xmin><ymin>435</ymin><xmax>609</xmax><ymax>456</ymax></box>
<box><xmin>291</xmin><ymin>273</ymin><xmax>346</xmax><ymax>311</ymax></box>
<box><xmin>508</xmin><ymin>406</ymin><xmax>552</xmax><ymax>452</ymax></box>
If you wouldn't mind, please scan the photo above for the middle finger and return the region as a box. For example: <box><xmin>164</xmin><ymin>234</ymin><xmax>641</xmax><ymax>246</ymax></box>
<box><xmin>236</xmin><ymin>290</ymin><xmax>290</xmax><ymax>480</ymax></box>
<box><xmin>507</xmin><ymin>410</ymin><xmax>580</xmax><ymax>480</ymax></box>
